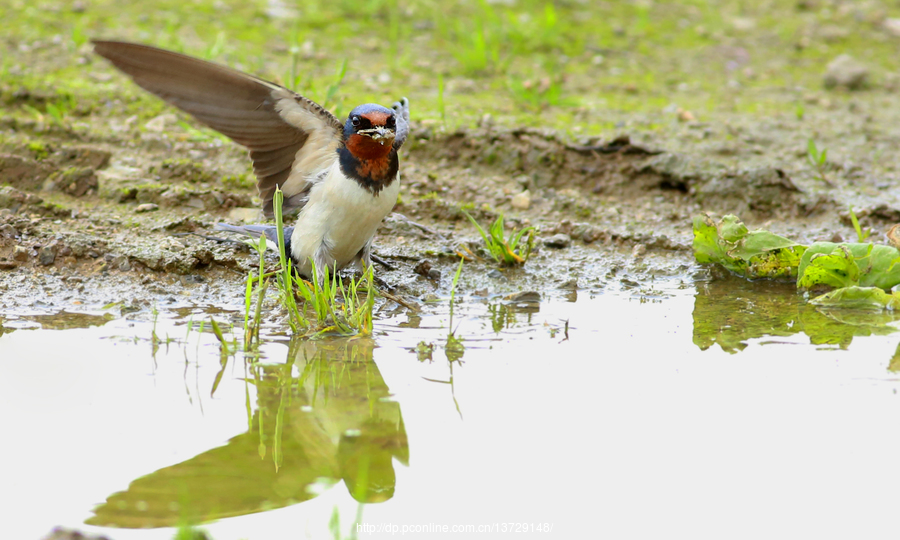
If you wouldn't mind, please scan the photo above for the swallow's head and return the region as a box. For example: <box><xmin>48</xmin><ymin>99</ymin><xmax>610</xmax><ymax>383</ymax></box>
<box><xmin>343</xmin><ymin>104</ymin><xmax>397</xmax><ymax>160</ymax></box>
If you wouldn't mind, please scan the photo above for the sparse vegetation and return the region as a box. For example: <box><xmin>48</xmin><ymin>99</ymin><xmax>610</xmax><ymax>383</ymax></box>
<box><xmin>463</xmin><ymin>210</ymin><xmax>535</xmax><ymax>265</ymax></box>
<box><xmin>848</xmin><ymin>206</ymin><xmax>872</xmax><ymax>243</ymax></box>
<box><xmin>807</xmin><ymin>138</ymin><xmax>831</xmax><ymax>186</ymax></box>
<box><xmin>271</xmin><ymin>187</ymin><xmax>375</xmax><ymax>337</ymax></box>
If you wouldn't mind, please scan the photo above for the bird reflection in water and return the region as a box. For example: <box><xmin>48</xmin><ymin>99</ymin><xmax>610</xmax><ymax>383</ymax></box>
<box><xmin>87</xmin><ymin>337</ymin><xmax>407</xmax><ymax>528</ymax></box>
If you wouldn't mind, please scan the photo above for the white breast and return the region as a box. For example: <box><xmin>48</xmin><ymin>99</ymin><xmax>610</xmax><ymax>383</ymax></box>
<box><xmin>289</xmin><ymin>161</ymin><xmax>399</xmax><ymax>277</ymax></box>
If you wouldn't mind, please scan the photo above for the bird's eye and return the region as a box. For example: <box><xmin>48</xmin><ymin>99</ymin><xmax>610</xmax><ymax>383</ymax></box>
<box><xmin>351</xmin><ymin>116</ymin><xmax>360</xmax><ymax>127</ymax></box>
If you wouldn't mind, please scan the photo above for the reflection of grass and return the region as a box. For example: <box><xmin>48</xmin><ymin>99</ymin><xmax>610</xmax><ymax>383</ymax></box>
<box><xmin>488</xmin><ymin>302</ymin><xmax>515</xmax><ymax>333</ymax></box>
<box><xmin>445</xmin><ymin>257</ymin><xmax>465</xmax><ymax>417</ymax></box>
<box><xmin>173</xmin><ymin>523</ymin><xmax>209</xmax><ymax>540</ymax></box>
<box><xmin>446</xmin><ymin>256</ymin><xmax>465</xmax><ymax>361</ymax></box>
<box><xmin>242</xmin><ymin>233</ymin><xmax>270</xmax><ymax>351</ymax></box>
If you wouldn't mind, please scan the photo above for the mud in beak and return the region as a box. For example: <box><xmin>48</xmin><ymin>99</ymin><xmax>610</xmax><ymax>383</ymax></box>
<box><xmin>358</xmin><ymin>126</ymin><xmax>396</xmax><ymax>146</ymax></box>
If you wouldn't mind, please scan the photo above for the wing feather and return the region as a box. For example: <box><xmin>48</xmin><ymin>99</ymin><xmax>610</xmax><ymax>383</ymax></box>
<box><xmin>93</xmin><ymin>40</ymin><xmax>344</xmax><ymax>216</ymax></box>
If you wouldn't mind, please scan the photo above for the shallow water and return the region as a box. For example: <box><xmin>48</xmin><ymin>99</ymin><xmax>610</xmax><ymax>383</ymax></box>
<box><xmin>3</xmin><ymin>275</ymin><xmax>900</xmax><ymax>540</ymax></box>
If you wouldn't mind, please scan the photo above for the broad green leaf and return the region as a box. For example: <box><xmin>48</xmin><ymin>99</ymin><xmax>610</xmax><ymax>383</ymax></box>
<box><xmin>796</xmin><ymin>245</ymin><xmax>860</xmax><ymax>290</ymax></box>
<box><xmin>692</xmin><ymin>214</ymin><xmax>806</xmax><ymax>279</ymax></box>
<box><xmin>810</xmin><ymin>286</ymin><xmax>900</xmax><ymax>311</ymax></box>
<box><xmin>798</xmin><ymin>242</ymin><xmax>900</xmax><ymax>290</ymax></box>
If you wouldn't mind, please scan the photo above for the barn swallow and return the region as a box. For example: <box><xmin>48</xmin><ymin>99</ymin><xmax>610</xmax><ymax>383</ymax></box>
<box><xmin>93</xmin><ymin>40</ymin><xmax>409</xmax><ymax>279</ymax></box>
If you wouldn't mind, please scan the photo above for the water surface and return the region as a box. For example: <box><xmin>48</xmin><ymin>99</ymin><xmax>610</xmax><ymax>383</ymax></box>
<box><xmin>3</xmin><ymin>276</ymin><xmax>900</xmax><ymax>539</ymax></box>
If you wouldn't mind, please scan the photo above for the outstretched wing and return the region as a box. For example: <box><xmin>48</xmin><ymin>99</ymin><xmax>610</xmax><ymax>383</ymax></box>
<box><xmin>93</xmin><ymin>40</ymin><xmax>344</xmax><ymax>217</ymax></box>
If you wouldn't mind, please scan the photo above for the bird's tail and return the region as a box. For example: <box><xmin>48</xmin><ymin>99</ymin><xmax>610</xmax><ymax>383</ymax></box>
<box><xmin>215</xmin><ymin>223</ymin><xmax>292</xmax><ymax>253</ymax></box>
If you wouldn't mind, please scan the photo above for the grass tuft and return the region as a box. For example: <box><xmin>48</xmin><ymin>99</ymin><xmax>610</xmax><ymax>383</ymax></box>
<box><xmin>266</xmin><ymin>187</ymin><xmax>376</xmax><ymax>337</ymax></box>
<box><xmin>807</xmin><ymin>138</ymin><xmax>831</xmax><ymax>186</ymax></box>
<box><xmin>848</xmin><ymin>206</ymin><xmax>871</xmax><ymax>243</ymax></box>
<box><xmin>463</xmin><ymin>210</ymin><xmax>534</xmax><ymax>265</ymax></box>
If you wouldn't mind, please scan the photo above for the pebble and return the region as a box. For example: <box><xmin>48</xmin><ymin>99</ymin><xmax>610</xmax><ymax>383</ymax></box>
<box><xmin>543</xmin><ymin>233</ymin><xmax>571</xmax><ymax>249</ymax></box>
<box><xmin>135</xmin><ymin>203</ymin><xmax>159</xmax><ymax>213</ymax></box>
<box><xmin>13</xmin><ymin>245</ymin><xmax>29</xmax><ymax>261</ymax></box>
<box><xmin>38</xmin><ymin>245</ymin><xmax>57</xmax><ymax>266</ymax></box>
<box><xmin>510</xmin><ymin>190</ymin><xmax>532</xmax><ymax>210</ymax></box>
<box><xmin>824</xmin><ymin>54</ymin><xmax>868</xmax><ymax>90</ymax></box>
<box><xmin>414</xmin><ymin>260</ymin><xmax>439</xmax><ymax>280</ymax></box>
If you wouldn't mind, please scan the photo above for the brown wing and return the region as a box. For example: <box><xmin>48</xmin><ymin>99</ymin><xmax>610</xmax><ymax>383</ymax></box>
<box><xmin>93</xmin><ymin>40</ymin><xmax>344</xmax><ymax>216</ymax></box>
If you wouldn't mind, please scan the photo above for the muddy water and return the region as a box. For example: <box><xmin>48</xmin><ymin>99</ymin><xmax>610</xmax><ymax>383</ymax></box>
<box><xmin>3</xmin><ymin>277</ymin><xmax>900</xmax><ymax>540</ymax></box>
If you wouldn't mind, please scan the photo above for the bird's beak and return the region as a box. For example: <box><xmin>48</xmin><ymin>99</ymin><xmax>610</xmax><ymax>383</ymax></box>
<box><xmin>358</xmin><ymin>126</ymin><xmax>396</xmax><ymax>146</ymax></box>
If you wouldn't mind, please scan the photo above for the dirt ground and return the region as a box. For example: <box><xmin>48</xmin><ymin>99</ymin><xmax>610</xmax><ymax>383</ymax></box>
<box><xmin>2</xmin><ymin>1</ymin><xmax>900</xmax><ymax>316</ymax></box>
<box><xmin>1</xmin><ymin>110</ymin><xmax>897</xmax><ymax>317</ymax></box>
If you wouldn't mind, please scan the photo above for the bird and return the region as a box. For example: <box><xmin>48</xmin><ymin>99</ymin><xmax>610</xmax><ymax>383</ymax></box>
<box><xmin>92</xmin><ymin>40</ymin><xmax>409</xmax><ymax>280</ymax></box>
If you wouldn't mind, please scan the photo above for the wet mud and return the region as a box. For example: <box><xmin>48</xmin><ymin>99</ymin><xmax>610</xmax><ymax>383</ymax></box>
<box><xmin>1</xmin><ymin>88</ymin><xmax>899</xmax><ymax>315</ymax></box>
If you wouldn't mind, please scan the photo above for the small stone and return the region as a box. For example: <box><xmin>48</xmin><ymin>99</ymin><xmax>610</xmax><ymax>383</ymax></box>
<box><xmin>677</xmin><ymin>108</ymin><xmax>695</xmax><ymax>122</ymax></box>
<box><xmin>13</xmin><ymin>245</ymin><xmax>29</xmax><ymax>261</ymax></box>
<box><xmin>38</xmin><ymin>244</ymin><xmax>57</xmax><ymax>266</ymax></box>
<box><xmin>510</xmin><ymin>190</ymin><xmax>532</xmax><ymax>210</ymax></box>
<box><xmin>824</xmin><ymin>54</ymin><xmax>868</xmax><ymax>90</ymax></box>
<box><xmin>631</xmin><ymin>244</ymin><xmax>647</xmax><ymax>259</ymax></box>
<box><xmin>543</xmin><ymin>233</ymin><xmax>571</xmax><ymax>249</ymax></box>
<box><xmin>414</xmin><ymin>259</ymin><xmax>435</xmax><ymax>278</ymax></box>
<box><xmin>487</xmin><ymin>269</ymin><xmax>504</xmax><ymax>279</ymax></box>
<box><xmin>135</xmin><ymin>203</ymin><xmax>159</xmax><ymax>213</ymax></box>
<box><xmin>0</xmin><ymin>224</ymin><xmax>16</xmax><ymax>238</ymax></box>
<box><xmin>0</xmin><ymin>260</ymin><xmax>16</xmax><ymax>270</ymax></box>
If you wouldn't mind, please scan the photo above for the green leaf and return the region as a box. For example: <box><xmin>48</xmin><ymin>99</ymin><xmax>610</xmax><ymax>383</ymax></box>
<box><xmin>798</xmin><ymin>242</ymin><xmax>900</xmax><ymax>290</ymax></box>
<box><xmin>810</xmin><ymin>286</ymin><xmax>900</xmax><ymax>311</ymax></box>
<box><xmin>797</xmin><ymin>245</ymin><xmax>860</xmax><ymax>289</ymax></box>
<box><xmin>692</xmin><ymin>214</ymin><xmax>806</xmax><ymax>279</ymax></box>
